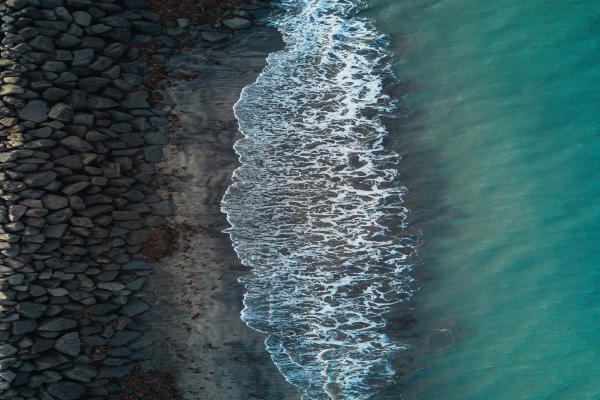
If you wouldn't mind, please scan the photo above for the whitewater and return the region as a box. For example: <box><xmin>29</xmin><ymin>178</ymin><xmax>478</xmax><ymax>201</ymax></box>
<box><xmin>222</xmin><ymin>1</ymin><xmax>416</xmax><ymax>398</ymax></box>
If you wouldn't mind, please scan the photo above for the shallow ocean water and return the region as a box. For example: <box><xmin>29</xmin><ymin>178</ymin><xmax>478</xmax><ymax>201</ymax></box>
<box><xmin>367</xmin><ymin>0</ymin><xmax>600</xmax><ymax>399</ymax></box>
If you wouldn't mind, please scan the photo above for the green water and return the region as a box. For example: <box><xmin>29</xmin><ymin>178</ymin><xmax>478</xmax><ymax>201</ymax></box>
<box><xmin>367</xmin><ymin>1</ymin><xmax>600</xmax><ymax>399</ymax></box>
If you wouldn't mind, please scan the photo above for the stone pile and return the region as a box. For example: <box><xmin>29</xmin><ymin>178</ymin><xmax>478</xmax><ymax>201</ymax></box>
<box><xmin>0</xmin><ymin>0</ymin><xmax>178</xmax><ymax>398</ymax></box>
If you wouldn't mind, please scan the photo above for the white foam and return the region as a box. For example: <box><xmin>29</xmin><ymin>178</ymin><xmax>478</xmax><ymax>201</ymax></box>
<box><xmin>222</xmin><ymin>1</ymin><xmax>416</xmax><ymax>398</ymax></box>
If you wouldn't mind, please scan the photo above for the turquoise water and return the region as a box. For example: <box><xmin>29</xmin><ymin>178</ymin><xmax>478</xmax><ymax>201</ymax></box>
<box><xmin>367</xmin><ymin>0</ymin><xmax>600</xmax><ymax>399</ymax></box>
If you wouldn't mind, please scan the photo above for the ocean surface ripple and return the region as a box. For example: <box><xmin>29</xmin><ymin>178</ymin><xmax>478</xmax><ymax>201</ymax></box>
<box><xmin>222</xmin><ymin>1</ymin><xmax>415</xmax><ymax>398</ymax></box>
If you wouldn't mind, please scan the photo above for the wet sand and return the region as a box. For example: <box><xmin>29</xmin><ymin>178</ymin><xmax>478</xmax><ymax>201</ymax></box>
<box><xmin>145</xmin><ymin>21</ymin><xmax>301</xmax><ymax>400</ymax></box>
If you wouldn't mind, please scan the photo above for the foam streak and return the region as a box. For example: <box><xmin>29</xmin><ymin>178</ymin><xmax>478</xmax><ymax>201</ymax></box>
<box><xmin>222</xmin><ymin>1</ymin><xmax>415</xmax><ymax>398</ymax></box>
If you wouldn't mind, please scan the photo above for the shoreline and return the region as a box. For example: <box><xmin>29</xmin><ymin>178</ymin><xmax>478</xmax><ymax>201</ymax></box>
<box><xmin>144</xmin><ymin>10</ymin><xmax>301</xmax><ymax>399</ymax></box>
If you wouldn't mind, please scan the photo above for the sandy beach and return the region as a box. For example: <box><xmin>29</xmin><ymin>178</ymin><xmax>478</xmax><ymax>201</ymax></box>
<box><xmin>143</xmin><ymin>14</ymin><xmax>301</xmax><ymax>400</ymax></box>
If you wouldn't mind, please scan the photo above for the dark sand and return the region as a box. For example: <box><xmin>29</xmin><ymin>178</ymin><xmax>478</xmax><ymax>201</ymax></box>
<box><xmin>145</xmin><ymin>22</ymin><xmax>301</xmax><ymax>400</ymax></box>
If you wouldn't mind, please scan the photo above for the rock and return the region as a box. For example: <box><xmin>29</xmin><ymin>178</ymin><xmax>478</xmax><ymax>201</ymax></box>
<box><xmin>48</xmin><ymin>288</ymin><xmax>69</xmax><ymax>296</ymax></box>
<box><xmin>42</xmin><ymin>61</ymin><xmax>67</xmax><ymax>73</ymax></box>
<box><xmin>200</xmin><ymin>31</ymin><xmax>228</xmax><ymax>43</ymax></box>
<box><xmin>42</xmin><ymin>194</ymin><xmax>69</xmax><ymax>210</ymax></box>
<box><xmin>0</xmin><ymin>370</ymin><xmax>16</xmax><ymax>383</ymax></box>
<box><xmin>55</xmin><ymin>332</ymin><xmax>80</xmax><ymax>356</ymax></box>
<box><xmin>73</xmin><ymin>11</ymin><xmax>92</xmax><ymax>26</ymax></box>
<box><xmin>55</xmin><ymin>6</ymin><xmax>73</xmax><ymax>21</ymax></box>
<box><xmin>56</xmin><ymin>34</ymin><xmax>81</xmax><ymax>48</ymax></box>
<box><xmin>8</xmin><ymin>205</ymin><xmax>27</xmax><ymax>221</ymax></box>
<box><xmin>103</xmin><ymin>42</ymin><xmax>127</xmax><ymax>58</ymax></box>
<box><xmin>63</xmin><ymin>364</ymin><xmax>98</xmax><ymax>383</ymax></box>
<box><xmin>46</xmin><ymin>381</ymin><xmax>86</xmax><ymax>400</ymax></box>
<box><xmin>0</xmin><ymin>344</ymin><xmax>17</xmax><ymax>357</ymax></box>
<box><xmin>223</xmin><ymin>17</ymin><xmax>252</xmax><ymax>30</ymax></box>
<box><xmin>19</xmin><ymin>100</ymin><xmax>49</xmax><ymax>123</ymax></box>
<box><xmin>38</xmin><ymin>318</ymin><xmax>77</xmax><ymax>331</ymax></box>
<box><xmin>89</xmin><ymin>56</ymin><xmax>113</xmax><ymax>71</ymax></box>
<box><xmin>48</xmin><ymin>103</ymin><xmax>74</xmax><ymax>121</ymax></box>
<box><xmin>87</xmin><ymin>95</ymin><xmax>118</xmax><ymax>109</ymax></box>
<box><xmin>113</xmin><ymin>211</ymin><xmax>141</xmax><ymax>220</ymax></box>
<box><xmin>72</xmin><ymin>48</ymin><xmax>95</xmax><ymax>66</ymax></box>
<box><xmin>54</xmin><ymin>72</ymin><xmax>78</xmax><ymax>87</ymax></box>
<box><xmin>63</xmin><ymin>181</ymin><xmax>90</xmax><ymax>195</ymax></box>
<box><xmin>108</xmin><ymin>330</ymin><xmax>141</xmax><ymax>346</ymax></box>
<box><xmin>16</xmin><ymin>302</ymin><xmax>47</xmax><ymax>318</ymax></box>
<box><xmin>126</xmin><ymin>277</ymin><xmax>147</xmax><ymax>291</ymax></box>
<box><xmin>86</xmin><ymin>303</ymin><xmax>119</xmax><ymax>315</ymax></box>
<box><xmin>68</xmin><ymin>90</ymin><xmax>88</xmax><ymax>109</ymax></box>
<box><xmin>97</xmin><ymin>282</ymin><xmax>125</xmax><ymax>291</ymax></box>
<box><xmin>120</xmin><ymin>300</ymin><xmax>150</xmax><ymax>317</ymax></box>
<box><xmin>35</xmin><ymin>352</ymin><xmax>70</xmax><ymax>370</ymax></box>
<box><xmin>61</xmin><ymin>136</ymin><xmax>93</xmax><ymax>152</ymax></box>
<box><xmin>55</xmin><ymin>155</ymin><xmax>83</xmax><ymax>169</ymax></box>
<box><xmin>47</xmin><ymin>208</ymin><xmax>74</xmax><ymax>224</ymax></box>
<box><xmin>42</xmin><ymin>87</ymin><xmax>70</xmax><ymax>101</ymax></box>
<box><xmin>13</xmin><ymin>320</ymin><xmax>36</xmax><ymax>335</ymax></box>
<box><xmin>30</xmin><ymin>35</ymin><xmax>55</xmax><ymax>52</ymax></box>
<box><xmin>0</xmin><ymin>84</ymin><xmax>25</xmax><ymax>96</ymax></box>
<box><xmin>123</xmin><ymin>260</ymin><xmax>151</xmax><ymax>271</ymax></box>
<box><xmin>121</xmin><ymin>91</ymin><xmax>149</xmax><ymax>109</ymax></box>
<box><xmin>45</xmin><ymin>224</ymin><xmax>68</xmax><ymax>238</ymax></box>
<box><xmin>55</xmin><ymin>49</ymin><xmax>73</xmax><ymax>61</ymax></box>
<box><xmin>24</xmin><ymin>171</ymin><xmax>57</xmax><ymax>187</ymax></box>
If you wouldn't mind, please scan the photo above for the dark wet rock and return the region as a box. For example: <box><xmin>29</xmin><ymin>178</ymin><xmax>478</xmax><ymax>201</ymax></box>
<box><xmin>19</xmin><ymin>100</ymin><xmax>49</xmax><ymax>123</ymax></box>
<box><xmin>73</xmin><ymin>11</ymin><xmax>92</xmax><ymax>27</ymax></box>
<box><xmin>36</xmin><ymin>352</ymin><xmax>70</xmax><ymax>370</ymax></box>
<box><xmin>72</xmin><ymin>48</ymin><xmax>95</xmax><ymax>66</ymax></box>
<box><xmin>42</xmin><ymin>87</ymin><xmax>70</xmax><ymax>102</ymax></box>
<box><xmin>87</xmin><ymin>95</ymin><xmax>118</xmax><ymax>109</ymax></box>
<box><xmin>48</xmin><ymin>103</ymin><xmax>74</xmax><ymax>121</ymax></box>
<box><xmin>38</xmin><ymin>318</ymin><xmax>77</xmax><ymax>332</ymax></box>
<box><xmin>30</xmin><ymin>35</ymin><xmax>55</xmax><ymax>52</ymax></box>
<box><xmin>42</xmin><ymin>194</ymin><xmax>69</xmax><ymax>210</ymax></box>
<box><xmin>44</xmin><ymin>224</ymin><xmax>68</xmax><ymax>238</ymax></box>
<box><xmin>108</xmin><ymin>330</ymin><xmax>141</xmax><ymax>346</ymax></box>
<box><xmin>61</xmin><ymin>136</ymin><xmax>93</xmax><ymax>152</ymax></box>
<box><xmin>13</xmin><ymin>320</ymin><xmax>36</xmax><ymax>335</ymax></box>
<box><xmin>54</xmin><ymin>332</ymin><xmax>80</xmax><ymax>356</ymax></box>
<box><xmin>0</xmin><ymin>344</ymin><xmax>18</xmax><ymax>358</ymax></box>
<box><xmin>24</xmin><ymin>171</ymin><xmax>58</xmax><ymax>187</ymax></box>
<box><xmin>86</xmin><ymin>303</ymin><xmax>119</xmax><ymax>316</ymax></box>
<box><xmin>8</xmin><ymin>205</ymin><xmax>27</xmax><ymax>222</ymax></box>
<box><xmin>42</xmin><ymin>61</ymin><xmax>67</xmax><ymax>73</ymax></box>
<box><xmin>121</xmin><ymin>91</ymin><xmax>148</xmax><ymax>109</ymax></box>
<box><xmin>46</xmin><ymin>381</ymin><xmax>86</xmax><ymax>400</ymax></box>
<box><xmin>89</xmin><ymin>56</ymin><xmax>113</xmax><ymax>71</ymax></box>
<box><xmin>16</xmin><ymin>302</ymin><xmax>47</xmax><ymax>319</ymax></box>
<box><xmin>55</xmin><ymin>155</ymin><xmax>83</xmax><ymax>169</ymax></box>
<box><xmin>63</xmin><ymin>364</ymin><xmax>98</xmax><ymax>382</ymax></box>
<box><xmin>103</xmin><ymin>42</ymin><xmax>127</xmax><ymax>58</ymax></box>
<box><xmin>46</xmin><ymin>208</ymin><xmax>74</xmax><ymax>224</ymax></box>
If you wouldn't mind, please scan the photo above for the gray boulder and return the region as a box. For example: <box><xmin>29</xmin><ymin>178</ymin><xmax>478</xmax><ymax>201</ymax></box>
<box><xmin>19</xmin><ymin>100</ymin><xmax>49</xmax><ymax>123</ymax></box>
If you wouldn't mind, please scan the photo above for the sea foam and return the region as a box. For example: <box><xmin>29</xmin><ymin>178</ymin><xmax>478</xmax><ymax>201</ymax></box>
<box><xmin>222</xmin><ymin>1</ymin><xmax>415</xmax><ymax>398</ymax></box>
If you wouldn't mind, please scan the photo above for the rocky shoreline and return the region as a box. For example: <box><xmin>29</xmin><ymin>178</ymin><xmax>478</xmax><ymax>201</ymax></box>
<box><xmin>0</xmin><ymin>0</ymin><xmax>283</xmax><ymax>399</ymax></box>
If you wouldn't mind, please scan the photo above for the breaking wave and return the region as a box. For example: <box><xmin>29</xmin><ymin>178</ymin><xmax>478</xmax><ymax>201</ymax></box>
<box><xmin>222</xmin><ymin>1</ymin><xmax>416</xmax><ymax>398</ymax></box>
